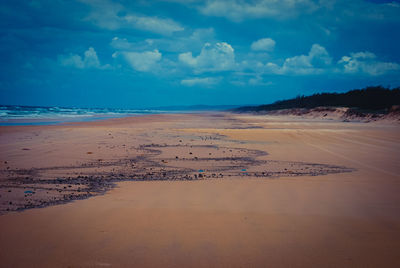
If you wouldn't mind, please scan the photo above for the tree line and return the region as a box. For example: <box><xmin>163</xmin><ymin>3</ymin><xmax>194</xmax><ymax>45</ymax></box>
<box><xmin>235</xmin><ymin>86</ymin><xmax>400</xmax><ymax>112</ymax></box>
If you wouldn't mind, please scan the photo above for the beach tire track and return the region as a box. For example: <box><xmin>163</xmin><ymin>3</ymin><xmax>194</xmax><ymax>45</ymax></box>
<box><xmin>303</xmin><ymin>140</ymin><xmax>399</xmax><ymax>178</ymax></box>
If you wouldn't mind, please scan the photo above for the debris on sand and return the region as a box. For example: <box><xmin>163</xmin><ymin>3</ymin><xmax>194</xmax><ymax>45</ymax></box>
<box><xmin>0</xmin><ymin>141</ymin><xmax>354</xmax><ymax>215</ymax></box>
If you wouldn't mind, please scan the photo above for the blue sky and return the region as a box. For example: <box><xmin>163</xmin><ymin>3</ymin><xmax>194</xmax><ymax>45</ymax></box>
<box><xmin>1</xmin><ymin>0</ymin><xmax>400</xmax><ymax>108</ymax></box>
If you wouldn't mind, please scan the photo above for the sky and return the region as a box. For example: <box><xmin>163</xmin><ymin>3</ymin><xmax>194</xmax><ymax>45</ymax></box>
<box><xmin>1</xmin><ymin>0</ymin><xmax>400</xmax><ymax>108</ymax></box>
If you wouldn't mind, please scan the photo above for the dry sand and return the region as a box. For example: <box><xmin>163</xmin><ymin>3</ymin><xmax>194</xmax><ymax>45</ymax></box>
<box><xmin>0</xmin><ymin>112</ymin><xmax>399</xmax><ymax>267</ymax></box>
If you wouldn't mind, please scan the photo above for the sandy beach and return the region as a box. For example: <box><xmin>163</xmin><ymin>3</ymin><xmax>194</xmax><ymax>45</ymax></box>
<box><xmin>0</xmin><ymin>112</ymin><xmax>399</xmax><ymax>267</ymax></box>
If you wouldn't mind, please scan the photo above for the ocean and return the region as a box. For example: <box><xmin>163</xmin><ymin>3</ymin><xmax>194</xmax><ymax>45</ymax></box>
<box><xmin>0</xmin><ymin>105</ymin><xmax>167</xmax><ymax>126</ymax></box>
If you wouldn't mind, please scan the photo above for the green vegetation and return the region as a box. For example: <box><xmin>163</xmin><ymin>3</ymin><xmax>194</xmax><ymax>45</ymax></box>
<box><xmin>235</xmin><ymin>86</ymin><xmax>400</xmax><ymax>112</ymax></box>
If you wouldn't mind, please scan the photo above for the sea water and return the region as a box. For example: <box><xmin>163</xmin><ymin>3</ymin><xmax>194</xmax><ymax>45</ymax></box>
<box><xmin>0</xmin><ymin>105</ymin><xmax>166</xmax><ymax>126</ymax></box>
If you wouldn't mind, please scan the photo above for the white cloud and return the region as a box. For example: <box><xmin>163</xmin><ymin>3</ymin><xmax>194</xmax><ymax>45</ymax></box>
<box><xmin>123</xmin><ymin>14</ymin><xmax>184</xmax><ymax>35</ymax></box>
<box><xmin>123</xmin><ymin>49</ymin><xmax>162</xmax><ymax>72</ymax></box>
<box><xmin>251</xmin><ymin>38</ymin><xmax>275</xmax><ymax>51</ymax></box>
<box><xmin>199</xmin><ymin>0</ymin><xmax>318</xmax><ymax>22</ymax></box>
<box><xmin>248</xmin><ymin>46</ymin><xmax>399</xmax><ymax>77</ymax></box>
<box><xmin>83</xmin><ymin>47</ymin><xmax>101</xmax><ymax>68</ymax></box>
<box><xmin>179</xmin><ymin>42</ymin><xmax>236</xmax><ymax>73</ymax></box>
<box><xmin>176</xmin><ymin>28</ymin><xmax>216</xmax><ymax>52</ymax></box>
<box><xmin>338</xmin><ymin>51</ymin><xmax>400</xmax><ymax>76</ymax></box>
<box><xmin>59</xmin><ymin>47</ymin><xmax>110</xmax><ymax>69</ymax></box>
<box><xmin>111</xmin><ymin>37</ymin><xmax>135</xmax><ymax>50</ymax></box>
<box><xmin>110</xmin><ymin>28</ymin><xmax>215</xmax><ymax>54</ymax></box>
<box><xmin>248</xmin><ymin>76</ymin><xmax>272</xmax><ymax>86</ymax></box>
<box><xmin>179</xmin><ymin>52</ymin><xmax>197</xmax><ymax>66</ymax></box>
<box><xmin>181</xmin><ymin>77</ymin><xmax>221</xmax><ymax>86</ymax></box>
<box><xmin>81</xmin><ymin>0</ymin><xmax>183</xmax><ymax>35</ymax></box>
<box><xmin>242</xmin><ymin>44</ymin><xmax>332</xmax><ymax>75</ymax></box>
<box><xmin>264</xmin><ymin>62</ymin><xmax>282</xmax><ymax>73</ymax></box>
<box><xmin>79</xmin><ymin>0</ymin><xmax>124</xmax><ymax>30</ymax></box>
<box><xmin>240</xmin><ymin>59</ymin><xmax>268</xmax><ymax>73</ymax></box>
<box><xmin>280</xmin><ymin>44</ymin><xmax>332</xmax><ymax>74</ymax></box>
<box><xmin>60</xmin><ymin>54</ymin><xmax>85</xmax><ymax>69</ymax></box>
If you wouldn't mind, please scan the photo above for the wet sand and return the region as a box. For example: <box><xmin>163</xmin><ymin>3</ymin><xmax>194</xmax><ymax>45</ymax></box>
<box><xmin>0</xmin><ymin>113</ymin><xmax>399</xmax><ymax>267</ymax></box>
